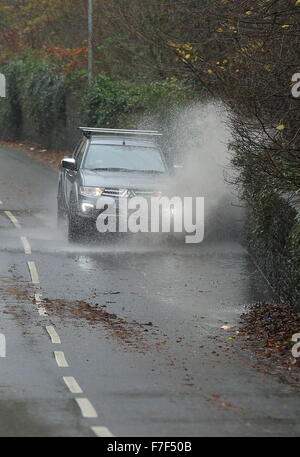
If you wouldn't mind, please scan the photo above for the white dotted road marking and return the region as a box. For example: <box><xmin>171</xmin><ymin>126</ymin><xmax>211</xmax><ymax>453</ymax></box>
<box><xmin>5</xmin><ymin>211</ymin><xmax>21</xmax><ymax>229</ymax></box>
<box><xmin>28</xmin><ymin>261</ymin><xmax>40</xmax><ymax>284</ymax></box>
<box><xmin>21</xmin><ymin>236</ymin><xmax>32</xmax><ymax>255</ymax></box>
<box><xmin>54</xmin><ymin>351</ymin><xmax>69</xmax><ymax>368</ymax></box>
<box><xmin>46</xmin><ymin>326</ymin><xmax>61</xmax><ymax>344</ymax></box>
<box><xmin>0</xmin><ymin>333</ymin><xmax>6</xmax><ymax>358</ymax></box>
<box><xmin>5</xmin><ymin>206</ymin><xmax>110</xmax><ymax>436</ymax></box>
<box><xmin>9</xmin><ymin>213</ymin><xmax>110</xmax><ymax>435</ymax></box>
<box><xmin>63</xmin><ymin>376</ymin><xmax>83</xmax><ymax>394</ymax></box>
<box><xmin>35</xmin><ymin>293</ymin><xmax>48</xmax><ymax>316</ymax></box>
<box><xmin>91</xmin><ymin>426</ymin><xmax>114</xmax><ymax>437</ymax></box>
<box><xmin>38</xmin><ymin>307</ymin><xmax>48</xmax><ymax>317</ymax></box>
<box><xmin>75</xmin><ymin>398</ymin><xmax>98</xmax><ymax>418</ymax></box>
<box><xmin>35</xmin><ymin>293</ymin><xmax>42</xmax><ymax>303</ymax></box>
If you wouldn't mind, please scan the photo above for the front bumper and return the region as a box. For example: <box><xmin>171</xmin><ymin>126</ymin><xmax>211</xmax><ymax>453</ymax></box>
<box><xmin>75</xmin><ymin>196</ymin><xmax>180</xmax><ymax>234</ymax></box>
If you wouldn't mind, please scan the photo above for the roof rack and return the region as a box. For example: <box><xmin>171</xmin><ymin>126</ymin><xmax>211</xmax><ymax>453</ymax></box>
<box><xmin>79</xmin><ymin>127</ymin><xmax>163</xmax><ymax>138</ymax></box>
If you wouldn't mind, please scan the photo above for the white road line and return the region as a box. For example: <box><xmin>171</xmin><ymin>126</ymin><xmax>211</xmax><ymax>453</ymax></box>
<box><xmin>5</xmin><ymin>211</ymin><xmax>21</xmax><ymax>229</ymax></box>
<box><xmin>46</xmin><ymin>326</ymin><xmax>61</xmax><ymax>344</ymax></box>
<box><xmin>35</xmin><ymin>293</ymin><xmax>48</xmax><ymax>316</ymax></box>
<box><xmin>35</xmin><ymin>293</ymin><xmax>43</xmax><ymax>303</ymax></box>
<box><xmin>54</xmin><ymin>351</ymin><xmax>69</xmax><ymax>368</ymax></box>
<box><xmin>0</xmin><ymin>333</ymin><xmax>6</xmax><ymax>358</ymax></box>
<box><xmin>75</xmin><ymin>398</ymin><xmax>98</xmax><ymax>418</ymax></box>
<box><xmin>21</xmin><ymin>236</ymin><xmax>32</xmax><ymax>255</ymax></box>
<box><xmin>28</xmin><ymin>261</ymin><xmax>40</xmax><ymax>284</ymax></box>
<box><xmin>38</xmin><ymin>306</ymin><xmax>48</xmax><ymax>316</ymax></box>
<box><xmin>63</xmin><ymin>376</ymin><xmax>83</xmax><ymax>394</ymax></box>
<box><xmin>91</xmin><ymin>426</ymin><xmax>114</xmax><ymax>438</ymax></box>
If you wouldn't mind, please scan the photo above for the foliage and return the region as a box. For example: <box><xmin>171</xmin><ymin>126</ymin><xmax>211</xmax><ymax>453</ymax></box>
<box><xmin>0</xmin><ymin>56</ymin><xmax>186</xmax><ymax>134</ymax></box>
<box><xmin>83</xmin><ymin>74</ymin><xmax>186</xmax><ymax>128</ymax></box>
<box><xmin>246</xmin><ymin>189</ymin><xmax>300</xmax><ymax>305</ymax></box>
<box><xmin>1</xmin><ymin>57</ymin><xmax>67</xmax><ymax>133</ymax></box>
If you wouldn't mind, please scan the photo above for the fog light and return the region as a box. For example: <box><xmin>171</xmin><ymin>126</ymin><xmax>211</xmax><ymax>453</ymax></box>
<box><xmin>81</xmin><ymin>202</ymin><xmax>95</xmax><ymax>213</ymax></box>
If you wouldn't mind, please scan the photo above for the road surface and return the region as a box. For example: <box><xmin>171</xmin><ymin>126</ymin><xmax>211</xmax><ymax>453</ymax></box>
<box><xmin>0</xmin><ymin>144</ymin><xmax>299</xmax><ymax>437</ymax></box>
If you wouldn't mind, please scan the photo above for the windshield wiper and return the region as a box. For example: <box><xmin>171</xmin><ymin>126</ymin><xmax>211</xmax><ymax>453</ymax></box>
<box><xmin>89</xmin><ymin>168</ymin><xmax>134</xmax><ymax>172</ymax></box>
<box><xmin>137</xmin><ymin>170</ymin><xmax>164</xmax><ymax>174</ymax></box>
<box><xmin>89</xmin><ymin>168</ymin><xmax>164</xmax><ymax>173</ymax></box>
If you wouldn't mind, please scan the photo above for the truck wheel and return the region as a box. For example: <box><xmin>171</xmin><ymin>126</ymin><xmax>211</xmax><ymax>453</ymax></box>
<box><xmin>68</xmin><ymin>212</ymin><xmax>83</xmax><ymax>243</ymax></box>
<box><xmin>57</xmin><ymin>198</ymin><xmax>65</xmax><ymax>229</ymax></box>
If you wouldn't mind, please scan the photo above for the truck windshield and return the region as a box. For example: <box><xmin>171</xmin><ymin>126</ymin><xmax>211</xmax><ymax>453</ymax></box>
<box><xmin>83</xmin><ymin>144</ymin><xmax>166</xmax><ymax>173</ymax></box>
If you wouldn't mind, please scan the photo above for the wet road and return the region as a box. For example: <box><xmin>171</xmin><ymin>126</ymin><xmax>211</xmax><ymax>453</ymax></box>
<box><xmin>0</xmin><ymin>144</ymin><xmax>299</xmax><ymax>437</ymax></box>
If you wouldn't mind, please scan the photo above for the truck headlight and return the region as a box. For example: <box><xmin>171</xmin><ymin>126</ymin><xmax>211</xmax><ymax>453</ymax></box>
<box><xmin>81</xmin><ymin>202</ymin><xmax>95</xmax><ymax>213</ymax></box>
<box><xmin>79</xmin><ymin>186</ymin><xmax>104</xmax><ymax>197</ymax></box>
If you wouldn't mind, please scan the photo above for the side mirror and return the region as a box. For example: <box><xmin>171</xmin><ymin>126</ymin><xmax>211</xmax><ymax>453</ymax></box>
<box><xmin>61</xmin><ymin>158</ymin><xmax>76</xmax><ymax>171</ymax></box>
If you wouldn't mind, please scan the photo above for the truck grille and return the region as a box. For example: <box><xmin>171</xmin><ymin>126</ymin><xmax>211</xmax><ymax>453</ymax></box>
<box><xmin>102</xmin><ymin>188</ymin><xmax>158</xmax><ymax>198</ymax></box>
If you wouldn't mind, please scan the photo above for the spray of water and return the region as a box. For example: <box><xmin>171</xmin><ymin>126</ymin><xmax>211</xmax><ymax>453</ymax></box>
<box><xmin>164</xmin><ymin>101</ymin><xmax>244</xmax><ymax>241</ymax></box>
